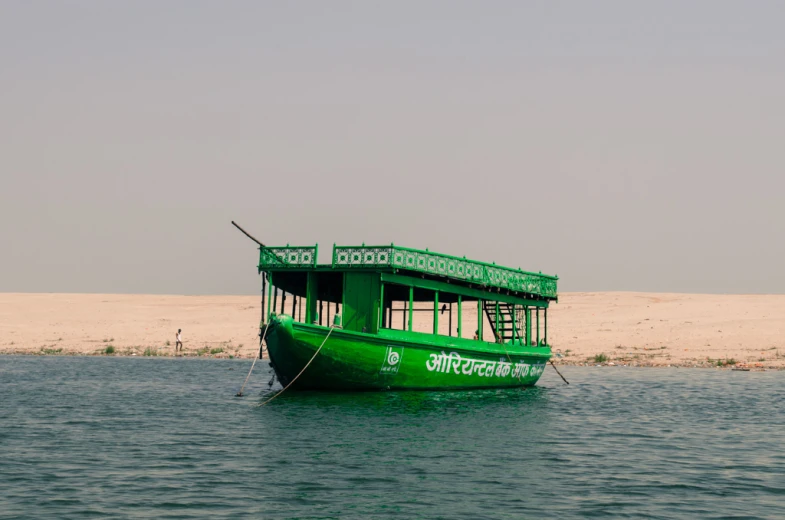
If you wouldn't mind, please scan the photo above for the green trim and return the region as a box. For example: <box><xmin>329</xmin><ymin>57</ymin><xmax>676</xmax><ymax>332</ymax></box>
<box><xmin>333</xmin><ymin>244</ymin><xmax>557</xmax><ymax>299</ymax></box>
<box><xmin>380</xmin><ymin>272</ymin><xmax>549</xmax><ymax>308</ymax></box>
<box><xmin>258</xmin><ymin>245</ymin><xmax>318</xmax><ymax>270</ymax></box>
<box><xmin>259</xmin><ymin>243</ymin><xmax>557</xmax><ymax>300</ymax></box>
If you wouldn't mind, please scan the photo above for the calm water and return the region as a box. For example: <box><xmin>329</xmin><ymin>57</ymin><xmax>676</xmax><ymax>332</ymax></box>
<box><xmin>1</xmin><ymin>356</ymin><xmax>783</xmax><ymax>519</ymax></box>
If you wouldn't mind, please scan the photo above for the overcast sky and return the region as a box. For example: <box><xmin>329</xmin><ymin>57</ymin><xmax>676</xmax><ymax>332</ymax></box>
<box><xmin>2</xmin><ymin>1</ymin><xmax>784</xmax><ymax>295</ymax></box>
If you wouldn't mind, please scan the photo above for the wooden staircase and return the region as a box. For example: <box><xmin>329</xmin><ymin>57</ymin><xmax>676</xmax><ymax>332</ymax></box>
<box><xmin>483</xmin><ymin>302</ymin><xmax>525</xmax><ymax>344</ymax></box>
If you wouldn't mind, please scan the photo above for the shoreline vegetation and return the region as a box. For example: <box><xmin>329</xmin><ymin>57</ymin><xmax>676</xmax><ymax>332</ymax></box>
<box><xmin>2</xmin><ymin>292</ymin><xmax>783</xmax><ymax>370</ymax></box>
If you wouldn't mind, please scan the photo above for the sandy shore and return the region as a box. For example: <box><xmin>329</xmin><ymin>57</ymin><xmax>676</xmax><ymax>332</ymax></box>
<box><xmin>1</xmin><ymin>292</ymin><xmax>783</xmax><ymax>369</ymax></box>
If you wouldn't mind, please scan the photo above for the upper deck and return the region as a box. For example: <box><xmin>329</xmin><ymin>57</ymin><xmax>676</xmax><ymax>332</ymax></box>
<box><xmin>258</xmin><ymin>243</ymin><xmax>558</xmax><ymax>301</ymax></box>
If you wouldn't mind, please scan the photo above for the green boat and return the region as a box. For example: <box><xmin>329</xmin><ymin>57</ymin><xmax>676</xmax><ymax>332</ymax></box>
<box><xmin>243</xmin><ymin>229</ymin><xmax>558</xmax><ymax>391</ymax></box>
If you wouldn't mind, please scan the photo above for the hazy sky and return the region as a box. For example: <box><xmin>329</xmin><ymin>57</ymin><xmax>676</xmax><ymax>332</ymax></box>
<box><xmin>2</xmin><ymin>1</ymin><xmax>784</xmax><ymax>295</ymax></box>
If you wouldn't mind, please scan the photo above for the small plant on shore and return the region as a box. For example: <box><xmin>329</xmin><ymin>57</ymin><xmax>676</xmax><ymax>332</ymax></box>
<box><xmin>105</xmin><ymin>345</ymin><xmax>115</xmax><ymax>355</ymax></box>
<box><xmin>238</xmin><ymin>343</ymin><xmax>243</xmax><ymax>349</ymax></box>
<box><xmin>725</xmin><ymin>358</ymin><xmax>737</xmax><ymax>365</ymax></box>
<box><xmin>144</xmin><ymin>347</ymin><xmax>158</xmax><ymax>356</ymax></box>
<box><xmin>41</xmin><ymin>347</ymin><xmax>62</xmax><ymax>355</ymax></box>
<box><xmin>165</xmin><ymin>340</ymin><xmax>170</xmax><ymax>346</ymax></box>
<box><xmin>210</xmin><ymin>347</ymin><xmax>224</xmax><ymax>355</ymax></box>
<box><xmin>229</xmin><ymin>355</ymin><xmax>234</xmax><ymax>359</ymax></box>
<box><xmin>593</xmin><ymin>353</ymin><xmax>609</xmax><ymax>363</ymax></box>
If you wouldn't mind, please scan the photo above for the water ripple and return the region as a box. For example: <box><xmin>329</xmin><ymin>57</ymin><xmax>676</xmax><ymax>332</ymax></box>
<box><xmin>1</xmin><ymin>357</ymin><xmax>784</xmax><ymax>519</ymax></box>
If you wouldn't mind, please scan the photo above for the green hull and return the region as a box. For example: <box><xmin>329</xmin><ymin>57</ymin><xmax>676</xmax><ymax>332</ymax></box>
<box><xmin>265</xmin><ymin>315</ymin><xmax>550</xmax><ymax>391</ymax></box>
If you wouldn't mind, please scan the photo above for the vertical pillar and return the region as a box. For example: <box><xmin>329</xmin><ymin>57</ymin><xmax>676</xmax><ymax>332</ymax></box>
<box><xmin>511</xmin><ymin>304</ymin><xmax>517</xmax><ymax>344</ymax></box>
<box><xmin>494</xmin><ymin>302</ymin><xmax>500</xmax><ymax>342</ymax></box>
<box><xmin>536</xmin><ymin>307</ymin><xmax>540</xmax><ymax>345</ymax></box>
<box><xmin>261</xmin><ymin>275</ymin><xmax>266</xmax><ymax>325</ymax></box>
<box><xmin>458</xmin><ymin>294</ymin><xmax>463</xmax><ymax>338</ymax></box>
<box><xmin>525</xmin><ymin>306</ymin><xmax>532</xmax><ymax>345</ymax></box>
<box><xmin>379</xmin><ymin>283</ymin><xmax>385</xmax><ymax>331</ymax></box>
<box><xmin>433</xmin><ymin>291</ymin><xmax>439</xmax><ymax>335</ymax></box>
<box><xmin>448</xmin><ymin>302</ymin><xmax>452</xmax><ymax>337</ymax></box>
<box><xmin>281</xmin><ymin>291</ymin><xmax>286</xmax><ymax>316</ymax></box>
<box><xmin>408</xmin><ymin>286</ymin><xmax>414</xmax><ymax>331</ymax></box>
<box><xmin>266</xmin><ymin>274</ymin><xmax>273</xmax><ymax>321</ymax></box>
<box><xmin>544</xmin><ymin>308</ymin><xmax>548</xmax><ymax>346</ymax></box>
<box><xmin>477</xmin><ymin>299</ymin><xmax>483</xmax><ymax>341</ymax></box>
<box><xmin>306</xmin><ymin>272</ymin><xmax>318</xmax><ymax>324</ymax></box>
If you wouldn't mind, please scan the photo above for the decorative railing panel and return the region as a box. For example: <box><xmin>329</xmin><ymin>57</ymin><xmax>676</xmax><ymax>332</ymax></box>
<box><xmin>332</xmin><ymin>245</ymin><xmax>558</xmax><ymax>299</ymax></box>
<box><xmin>258</xmin><ymin>245</ymin><xmax>318</xmax><ymax>269</ymax></box>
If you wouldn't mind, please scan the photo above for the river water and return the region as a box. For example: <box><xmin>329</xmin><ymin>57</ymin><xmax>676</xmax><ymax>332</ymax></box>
<box><xmin>1</xmin><ymin>356</ymin><xmax>783</xmax><ymax>519</ymax></box>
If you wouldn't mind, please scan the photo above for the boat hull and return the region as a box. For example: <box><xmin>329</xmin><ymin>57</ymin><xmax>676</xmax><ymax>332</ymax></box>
<box><xmin>265</xmin><ymin>315</ymin><xmax>550</xmax><ymax>391</ymax></box>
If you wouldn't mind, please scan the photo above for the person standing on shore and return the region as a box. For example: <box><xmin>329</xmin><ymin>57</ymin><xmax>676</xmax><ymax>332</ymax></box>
<box><xmin>175</xmin><ymin>329</ymin><xmax>183</xmax><ymax>352</ymax></box>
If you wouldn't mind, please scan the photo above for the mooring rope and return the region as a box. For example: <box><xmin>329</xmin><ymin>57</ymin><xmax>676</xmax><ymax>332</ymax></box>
<box><xmin>236</xmin><ymin>321</ymin><xmax>271</xmax><ymax>397</ymax></box>
<box><xmin>549</xmin><ymin>359</ymin><xmax>570</xmax><ymax>384</ymax></box>
<box><xmin>259</xmin><ymin>325</ymin><xmax>336</xmax><ymax>407</ymax></box>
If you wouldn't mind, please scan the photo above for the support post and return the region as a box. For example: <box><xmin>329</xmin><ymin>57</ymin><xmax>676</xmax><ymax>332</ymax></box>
<box><xmin>536</xmin><ymin>307</ymin><xmax>540</xmax><ymax>345</ymax></box>
<box><xmin>379</xmin><ymin>283</ymin><xmax>385</xmax><ymax>331</ymax></box>
<box><xmin>261</xmin><ymin>274</ymin><xmax>266</xmax><ymax>325</ymax></box>
<box><xmin>525</xmin><ymin>306</ymin><xmax>532</xmax><ymax>345</ymax></box>
<box><xmin>457</xmin><ymin>295</ymin><xmax>462</xmax><ymax>338</ymax></box>
<box><xmin>433</xmin><ymin>291</ymin><xmax>439</xmax><ymax>335</ymax></box>
<box><xmin>267</xmin><ymin>274</ymin><xmax>273</xmax><ymax>321</ymax></box>
<box><xmin>408</xmin><ymin>286</ymin><xmax>414</xmax><ymax>331</ymax></box>
<box><xmin>544</xmin><ymin>308</ymin><xmax>548</xmax><ymax>346</ymax></box>
<box><xmin>477</xmin><ymin>299</ymin><xmax>483</xmax><ymax>340</ymax></box>
<box><xmin>448</xmin><ymin>302</ymin><xmax>452</xmax><ymax>337</ymax></box>
<box><xmin>306</xmin><ymin>272</ymin><xmax>318</xmax><ymax>323</ymax></box>
<box><xmin>292</xmin><ymin>294</ymin><xmax>297</xmax><ymax>321</ymax></box>
<box><xmin>495</xmin><ymin>301</ymin><xmax>500</xmax><ymax>342</ymax></box>
<box><xmin>511</xmin><ymin>304</ymin><xmax>517</xmax><ymax>344</ymax></box>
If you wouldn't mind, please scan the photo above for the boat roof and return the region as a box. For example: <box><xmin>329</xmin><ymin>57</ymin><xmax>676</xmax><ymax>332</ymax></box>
<box><xmin>258</xmin><ymin>244</ymin><xmax>558</xmax><ymax>300</ymax></box>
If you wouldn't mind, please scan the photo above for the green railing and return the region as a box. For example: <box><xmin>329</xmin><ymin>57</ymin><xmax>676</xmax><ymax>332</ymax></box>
<box><xmin>332</xmin><ymin>245</ymin><xmax>558</xmax><ymax>299</ymax></box>
<box><xmin>258</xmin><ymin>245</ymin><xmax>318</xmax><ymax>270</ymax></box>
